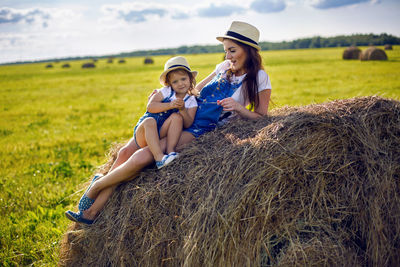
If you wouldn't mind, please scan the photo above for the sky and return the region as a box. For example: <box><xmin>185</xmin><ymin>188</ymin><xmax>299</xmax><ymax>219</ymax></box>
<box><xmin>0</xmin><ymin>0</ymin><xmax>399</xmax><ymax>64</ymax></box>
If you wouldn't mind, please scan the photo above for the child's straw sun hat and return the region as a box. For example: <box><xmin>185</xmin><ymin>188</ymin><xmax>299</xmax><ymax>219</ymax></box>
<box><xmin>159</xmin><ymin>56</ymin><xmax>198</xmax><ymax>86</ymax></box>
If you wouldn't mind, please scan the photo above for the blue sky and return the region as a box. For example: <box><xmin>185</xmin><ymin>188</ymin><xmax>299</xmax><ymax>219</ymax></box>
<box><xmin>0</xmin><ymin>0</ymin><xmax>399</xmax><ymax>64</ymax></box>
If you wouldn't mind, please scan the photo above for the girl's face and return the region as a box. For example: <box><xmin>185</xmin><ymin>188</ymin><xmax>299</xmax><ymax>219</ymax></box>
<box><xmin>223</xmin><ymin>39</ymin><xmax>247</xmax><ymax>75</ymax></box>
<box><xmin>168</xmin><ymin>70</ymin><xmax>191</xmax><ymax>95</ymax></box>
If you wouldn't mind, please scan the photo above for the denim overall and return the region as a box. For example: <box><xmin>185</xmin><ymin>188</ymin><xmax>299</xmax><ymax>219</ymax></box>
<box><xmin>134</xmin><ymin>90</ymin><xmax>190</xmax><ymax>147</ymax></box>
<box><xmin>186</xmin><ymin>71</ymin><xmax>242</xmax><ymax>138</ymax></box>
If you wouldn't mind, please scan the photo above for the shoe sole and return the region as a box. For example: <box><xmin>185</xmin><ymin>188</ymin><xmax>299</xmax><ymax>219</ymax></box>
<box><xmin>65</xmin><ymin>211</ymin><xmax>78</xmax><ymax>222</ymax></box>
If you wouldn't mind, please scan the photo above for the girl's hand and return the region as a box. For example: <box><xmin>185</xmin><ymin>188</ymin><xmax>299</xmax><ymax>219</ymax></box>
<box><xmin>217</xmin><ymin>97</ymin><xmax>241</xmax><ymax>111</ymax></box>
<box><xmin>170</xmin><ymin>98</ymin><xmax>185</xmax><ymax>109</ymax></box>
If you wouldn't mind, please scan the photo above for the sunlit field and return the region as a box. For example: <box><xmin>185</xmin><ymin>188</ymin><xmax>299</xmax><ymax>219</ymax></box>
<box><xmin>0</xmin><ymin>46</ymin><xmax>399</xmax><ymax>265</ymax></box>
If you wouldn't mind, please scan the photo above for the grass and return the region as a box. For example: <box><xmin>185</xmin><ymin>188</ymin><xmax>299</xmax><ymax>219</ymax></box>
<box><xmin>0</xmin><ymin>46</ymin><xmax>399</xmax><ymax>266</ymax></box>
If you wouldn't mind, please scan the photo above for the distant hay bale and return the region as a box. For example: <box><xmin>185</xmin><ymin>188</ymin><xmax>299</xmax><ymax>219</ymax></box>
<box><xmin>62</xmin><ymin>63</ymin><xmax>71</xmax><ymax>68</ymax></box>
<box><xmin>45</xmin><ymin>64</ymin><xmax>53</xmax><ymax>68</ymax></box>
<box><xmin>60</xmin><ymin>96</ymin><xmax>400</xmax><ymax>267</ymax></box>
<box><xmin>118</xmin><ymin>59</ymin><xmax>126</xmax><ymax>64</ymax></box>
<box><xmin>107</xmin><ymin>58</ymin><xmax>113</xmax><ymax>63</ymax></box>
<box><xmin>360</xmin><ymin>47</ymin><xmax>388</xmax><ymax>61</ymax></box>
<box><xmin>342</xmin><ymin>46</ymin><xmax>361</xmax><ymax>60</ymax></box>
<box><xmin>384</xmin><ymin>44</ymin><xmax>393</xmax><ymax>50</ymax></box>
<box><xmin>144</xmin><ymin>57</ymin><xmax>154</xmax><ymax>64</ymax></box>
<box><xmin>81</xmin><ymin>62</ymin><xmax>96</xmax><ymax>68</ymax></box>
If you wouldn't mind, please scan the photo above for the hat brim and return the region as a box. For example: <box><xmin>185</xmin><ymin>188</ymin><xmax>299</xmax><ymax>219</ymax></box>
<box><xmin>217</xmin><ymin>36</ymin><xmax>261</xmax><ymax>51</ymax></box>
<box><xmin>159</xmin><ymin>67</ymin><xmax>198</xmax><ymax>86</ymax></box>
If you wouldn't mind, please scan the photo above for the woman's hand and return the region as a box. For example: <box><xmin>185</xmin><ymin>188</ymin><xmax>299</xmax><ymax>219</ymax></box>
<box><xmin>217</xmin><ymin>97</ymin><xmax>241</xmax><ymax>112</ymax></box>
<box><xmin>148</xmin><ymin>89</ymin><xmax>158</xmax><ymax>100</ymax></box>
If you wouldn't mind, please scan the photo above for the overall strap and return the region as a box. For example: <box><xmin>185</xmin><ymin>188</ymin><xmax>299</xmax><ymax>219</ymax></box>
<box><xmin>164</xmin><ymin>88</ymin><xmax>175</xmax><ymax>101</ymax></box>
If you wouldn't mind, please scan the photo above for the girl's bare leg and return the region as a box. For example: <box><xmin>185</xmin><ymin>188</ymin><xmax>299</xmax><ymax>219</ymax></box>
<box><xmin>159</xmin><ymin>113</ymin><xmax>183</xmax><ymax>154</ymax></box>
<box><xmin>135</xmin><ymin>118</ymin><xmax>164</xmax><ymax>162</ymax></box>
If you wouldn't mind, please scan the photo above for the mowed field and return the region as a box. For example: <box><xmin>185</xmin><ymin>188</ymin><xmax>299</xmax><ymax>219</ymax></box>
<box><xmin>1</xmin><ymin>46</ymin><xmax>399</xmax><ymax>266</ymax></box>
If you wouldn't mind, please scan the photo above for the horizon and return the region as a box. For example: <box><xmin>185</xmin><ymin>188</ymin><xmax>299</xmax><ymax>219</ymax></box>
<box><xmin>1</xmin><ymin>0</ymin><xmax>399</xmax><ymax>64</ymax></box>
<box><xmin>1</xmin><ymin>32</ymin><xmax>397</xmax><ymax>65</ymax></box>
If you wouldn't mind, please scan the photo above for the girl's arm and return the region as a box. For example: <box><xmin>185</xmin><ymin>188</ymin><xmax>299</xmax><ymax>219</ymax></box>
<box><xmin>218</xmin><ymin>89</ymin><xmax>271</xmax><ymax>119</ymax></box>
<box><xmin>147</xmin><ymin>91</ymin><xmax>174</xmax><ymax>113</ymax></box>
<box><xmin>179</xmin><ymin>106</ymin><xmax>197</xmax><ymax>128</ymax></box>
<box><xmin>194</xmin><ymin>72</ymin><xmax>216</xmax><ymax>92</ymax></box>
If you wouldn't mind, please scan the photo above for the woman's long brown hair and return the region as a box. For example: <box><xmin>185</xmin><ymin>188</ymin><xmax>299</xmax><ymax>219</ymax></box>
<box><xmin>228</xmin><ymin>40</ymin><xmax>263</xmax><ymax>111</ymax></box>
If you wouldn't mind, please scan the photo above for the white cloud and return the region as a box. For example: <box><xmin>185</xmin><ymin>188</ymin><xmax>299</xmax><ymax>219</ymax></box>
<box><xmin>308</xmin><ymin>0</ymin><xmax>375</xmax><ymax>9</ymax></box>
<box><xmin>0</xmin><ymin>7</ymin><xmax>50</xmax><ymax>26</ymax></box>
<box><xmin>101</xmin><ymin>3</ymin><xmax>168</xmax><ymax>23</ymax></box>
<box><xmin>250</xmin><ymin>0</ymin><xmax>287</xmax><ymax>13</ymax></box>
<box><xmin>197</xmin><ymin>3</ymin><xmax>244</xmax><ymax>17</ymax></box>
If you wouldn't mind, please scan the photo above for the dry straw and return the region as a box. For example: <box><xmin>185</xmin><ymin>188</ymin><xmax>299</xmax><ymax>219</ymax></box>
<box><xmin>60</xmin><ymin>96</ymin><xmax>400</xmax><ymax>266</ymax></box>
<box><xmin>384</xmin><ymin>44</ymin><xmax>393</xmax><ymax>50</ymax></box>
<box><xmin>360</xmin><ymin>47</ymin><xmax>388</xmax><ymax>61</ymax></box>
<box><xmin>342</xmin><ymin>46</ymin><xmax>361</xmax><ymax>60</ymax></box>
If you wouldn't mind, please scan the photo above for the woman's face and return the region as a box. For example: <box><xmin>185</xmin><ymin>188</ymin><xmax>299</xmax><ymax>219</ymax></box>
<box><xmin>223</xmin><ymin>39</ymin><xmax>247</xmax><ymax>75</ymax></box>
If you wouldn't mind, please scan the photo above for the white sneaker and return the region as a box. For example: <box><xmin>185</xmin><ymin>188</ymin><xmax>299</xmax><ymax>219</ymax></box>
<box><xmin>156</xmin><ymin>153</ymin><xmax>178</xmax><ymax>169</ymax></box>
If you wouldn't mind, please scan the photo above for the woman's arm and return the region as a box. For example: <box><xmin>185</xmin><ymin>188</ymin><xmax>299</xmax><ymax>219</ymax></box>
<box><xmin>194</xmin><ymin>72</ymin><xmax>216</xmax><ymax>92</ymax></box>
<box><xmin>218</xmin><ymin>89</ymin><xmax>271</xmax><ymax>119</ymax></box>
<box><xmin>179</xmin><ymin>107</ymin><xmax>197</xmax><ymax>128</ymax></box>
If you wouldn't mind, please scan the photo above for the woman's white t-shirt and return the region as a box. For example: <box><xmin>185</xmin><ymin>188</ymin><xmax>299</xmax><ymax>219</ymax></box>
<box><xmin>213</xmin><ymin>60</ymin><xmax>272</xmax><ymax>124</ymax></box>
<box><xmin>214</xmin><ymin>60</ymin><xmax>272</xmax><ymax>106</ymax></box>
<box><xmin>159</xmin><ymin>86</ymin><xmax>197</xmax><ymax>109</ymax></box>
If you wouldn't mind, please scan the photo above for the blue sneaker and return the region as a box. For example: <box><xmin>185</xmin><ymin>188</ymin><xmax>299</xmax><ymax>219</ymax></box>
<box><xmin>155</xmin><ymin>153</ymin><xmax>178</xmax><ymax>169</ymax></box>
<box><xmin>65</xmin><ymin>210</ymin><xmax>94</xmax><ymax>225</ymax></box>
<box><xmin>78</xmin><ymin>173</ymin><xmax>103</xmax><ymax>211</ymax></box>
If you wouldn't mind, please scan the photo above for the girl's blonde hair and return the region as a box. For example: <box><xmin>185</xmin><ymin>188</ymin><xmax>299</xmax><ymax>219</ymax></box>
<box><xmin>166</xmin><ymin>69</ymin><xmax>197</xmax><ymax>96</ymax></box>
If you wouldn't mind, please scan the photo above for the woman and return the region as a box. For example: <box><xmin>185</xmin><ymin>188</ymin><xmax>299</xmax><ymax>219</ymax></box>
<box><xmin>66</xmin><ymin>21</ymin><xmax>272</xmax><ymax>224</ymax></box>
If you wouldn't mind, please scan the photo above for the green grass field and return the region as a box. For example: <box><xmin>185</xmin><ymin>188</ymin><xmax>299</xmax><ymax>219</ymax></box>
<box><xmin>1</xmin><ymin>46</ymin><xmax>399</xmax><ymax>266</ymax></box>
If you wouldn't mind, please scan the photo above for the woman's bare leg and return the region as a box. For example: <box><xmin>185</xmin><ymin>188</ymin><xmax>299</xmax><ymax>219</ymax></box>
<box><xmin>83</xmin><ymin>131</ymin><xmax>195</xmax><ymax>220</ymax></box>
<box><xmin>176</xmin><ymin>131</ymin><xmax>195</xmax><ymax>152</ymax></box>
<box><xmin>109</xmin><ymin>137</ymin><xmax>140</xmax><ymax>171</ymax></box>
<box><xmin>82</xmin><ymin>144</ymin><xmax>157</xmax><ymax>219</ymax></box>
<box><xmin>82</xmin><ymin>138</ymin><xmax>140</xmax><ymax>219</ymax></box>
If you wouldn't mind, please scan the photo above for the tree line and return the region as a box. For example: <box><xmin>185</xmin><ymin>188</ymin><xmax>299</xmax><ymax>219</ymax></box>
<box><xmin>117</xmin><ymin>33</ymin><xmax>400</xmax><ymax>58</ymax></box>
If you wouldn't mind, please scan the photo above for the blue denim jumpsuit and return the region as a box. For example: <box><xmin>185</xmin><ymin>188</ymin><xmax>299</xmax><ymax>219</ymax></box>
<box><xmin>186</xmin><ymin>71</ymin><xmax>242</xmax><ymax>138</ymax></box>
<box><xmin>134</xmin><ymin>90</ymin><xmax>191</xmax><ymax>147</ymax></box>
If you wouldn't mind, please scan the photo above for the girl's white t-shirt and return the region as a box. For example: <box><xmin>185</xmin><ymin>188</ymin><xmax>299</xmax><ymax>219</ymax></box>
<box><xmin>214</xmin><ymin>60</ymin><xmax>272</xmax><ymax>106</ymax></box>
<box><xmin>159</xmin><ymin>86</ymin><xmax>197</xmax><ymax>109</ymax></box>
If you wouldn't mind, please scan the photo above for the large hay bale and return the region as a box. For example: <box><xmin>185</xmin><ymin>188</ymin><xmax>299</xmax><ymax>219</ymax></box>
<box><xmin>342</xmin><ymin>46</ymin><xmax>361</xmax><ymax>60</ymax></box>
<box><xmin>62</xmin><ymin>63</ymin><xmax>71</xmax><ymax>68</ymax></box>
<box><xmin>144</xmin><ymin>57</ymin><xmax>154</xmax><ymax>64</ymax></box>
<box><xmin>82</xmin><ymin>62</ymin><xmax>96</xmax><ymax>68</ymax></box>
<box><xmin>360</xmin><ymin>47</ymin><xmax>388</xmax><ymax>61</ymax></box>
<box><xmin>384</xmin><ymin>44</ymin><xmax>393</xmax><ymax>50</ymax></box>
<box><xmin>60</xmin><ymin>96</ymin><xmax>400</xmax><ymax>266</ymax></box>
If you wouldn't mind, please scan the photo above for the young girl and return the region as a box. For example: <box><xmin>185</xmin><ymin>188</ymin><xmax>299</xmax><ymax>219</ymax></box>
<box><xmin>134</xmin><ymin>56</ymin><xmax>198</xmax><ymax>169</ymax></box>
<box><xmin>66</xmin><ymin>56</ymin><xmax>198</xmax><ymax>224</ymax></box>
